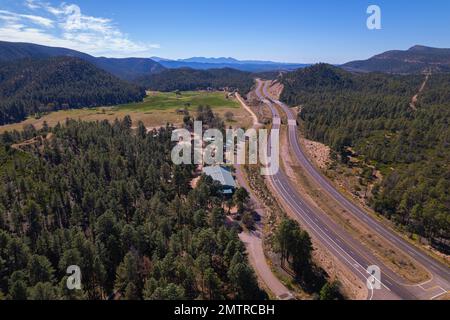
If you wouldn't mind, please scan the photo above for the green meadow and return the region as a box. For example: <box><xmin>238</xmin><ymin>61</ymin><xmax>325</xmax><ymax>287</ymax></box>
<box><xmin>116</xmin><ymin>91</ymin><xmax>239</xmax><ymax>112</ymax></box>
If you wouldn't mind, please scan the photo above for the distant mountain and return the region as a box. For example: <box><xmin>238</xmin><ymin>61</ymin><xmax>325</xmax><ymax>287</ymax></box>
<box><xmin>150</xmin><ymin>56</ymin><xmax>175</xmax><ymax>62</ymax></box>
<box><xmin>0</xmin><ymin>56</ymin><xmax>145</xmax><ymax>125</ymax></box>
<box><xmin>342</xmin><ymin>45</ymin><xmax>450</xmax><ymax>74</ymax></box>
<box><xmin>139</xmin><ymin>68</ymin><xmax>255</xmax><ymax>94</ymax></box>
<box><xmin>178</xmin><ymin>57</ymin><xmax>241</xmax><ymax>64</ymax></box>
<box><xmin>0</xmin><ymin>41</ymin><xmax>165</xmax><ymax>80</ymax></box>
<box><xmin>152</xmin><ymin>56</ymin><xmax>309</xmax><ymax>72</ymax></box>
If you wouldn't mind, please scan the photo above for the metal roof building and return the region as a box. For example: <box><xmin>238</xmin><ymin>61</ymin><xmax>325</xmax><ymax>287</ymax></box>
<box><xmin>202</xmin><ymin>166</ymin><xmax>236</xmax><ymax>194</ymax></box>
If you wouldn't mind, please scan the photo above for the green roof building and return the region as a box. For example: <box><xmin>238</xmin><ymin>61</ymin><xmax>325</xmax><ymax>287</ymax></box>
<box><xmin>202</xmin><ymin>166</ymin><xmax>236</xmax><ymax>195</ymax></box>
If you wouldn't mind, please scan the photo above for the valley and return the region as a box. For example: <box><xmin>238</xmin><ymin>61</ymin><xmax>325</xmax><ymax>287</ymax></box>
<box><xmin>0</xmin><ymin>24</ymin><xmax>449</xmax><ymax>304</ymax></box>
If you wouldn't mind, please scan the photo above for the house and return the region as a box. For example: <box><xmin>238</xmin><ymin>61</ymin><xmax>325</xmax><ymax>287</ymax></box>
<box><xmin>202</xmin><ymin>166</ymin><xmax>236</xmax><ymax>195</ymax></box>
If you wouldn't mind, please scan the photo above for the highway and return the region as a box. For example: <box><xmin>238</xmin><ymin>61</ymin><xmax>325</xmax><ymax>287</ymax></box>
<box><xmin>255</xmin><ymin>80</ymin><xmax>450</xmax><ymax>300</ymax></box>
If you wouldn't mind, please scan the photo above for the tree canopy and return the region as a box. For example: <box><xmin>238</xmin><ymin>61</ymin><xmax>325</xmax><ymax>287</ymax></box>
<box><xmin>0</xmin><ymin>57</ymin><xmax>146</xmax><ymax>125</ymax></box>
<box><xmin>139</xmin><ymin>68</ymin><xmax>254</xmax><ymax>94</ymax></box>
<box><xmin>0</xmin><ymin>118</ymin><xmax>265</xmax><ymax>300</ymax></box>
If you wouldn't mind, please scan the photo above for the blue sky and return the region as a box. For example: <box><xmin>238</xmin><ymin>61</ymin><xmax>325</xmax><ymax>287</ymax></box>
<box><xmin>0</xmin><ymin>0</ymin><xmax>449</xmax><ymax>63</ymax></box>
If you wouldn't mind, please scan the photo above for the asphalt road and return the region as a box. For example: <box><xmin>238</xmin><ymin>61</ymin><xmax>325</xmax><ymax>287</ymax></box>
<box><xmin>255</xmin><ymin>80</ymin><xmax>450</xmax><ymax>300</ymax></box>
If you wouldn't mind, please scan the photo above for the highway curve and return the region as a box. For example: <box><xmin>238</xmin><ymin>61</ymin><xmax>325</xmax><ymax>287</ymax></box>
<box><xmin>256</xmin><ymin>79</ymin><xmax>450</xmax><ymax>300</ymax></box>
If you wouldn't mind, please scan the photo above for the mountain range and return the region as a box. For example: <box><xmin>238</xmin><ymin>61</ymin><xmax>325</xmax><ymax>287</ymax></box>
<box><xmin>151</xmin><ymin>56</ymin><xmax>309</xmax><ymax>72</ymax></box>
<box><xmin>0</xmin><ymin>41</ymin><xmax>309</xmax><ymax>77</ymax></box>
<box><xmin>2</xmin><ymin>41</ymin><xmax>450</xmax><ymax>78</ymax></box>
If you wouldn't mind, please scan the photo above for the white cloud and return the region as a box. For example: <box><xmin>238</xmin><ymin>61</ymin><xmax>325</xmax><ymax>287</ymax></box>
<box><xmin>0</xmin><ymin>9</ymin><xmax>54</xmax><ymax>28</ymax></box>
<box><xmin>20</xmin><ymin>13</ymin><xmax>53</xmax><ymax>27</ymax></box>
<box><xmin>25</xmin><ymin>0</ymin><xmax>40</xmax><ymax>10</ymax></box>
<box><xmin>0</xmin><ymin>1</ymin><xmax>159</xmax><ymax>57</ymax></box>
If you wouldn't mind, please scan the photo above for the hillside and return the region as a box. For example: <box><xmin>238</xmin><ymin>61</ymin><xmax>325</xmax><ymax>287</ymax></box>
<box><xmin>140</xmin><ymin>68</ymin><xmax>255</xmax><ymax>94</ymax></box>
<box><xmin>342</xmin><ymin>45</ymin><xmax>450</xmax><ymax>74</ymax></box>
<box><xmin>281</xmin><ymin>64</ymin><xmax>450</xmax><ymax>249</ymax></box>
<box><xmin>0</xmin><ymin>57</ymin><xmax>146</xmax><ymax>125</ymax></box>
<box><xmin>281</xmin><ymin>63</ymin><xmax>422</xmax><ymax>106</ymax></box>
<box><xmin>0</xmin><ymin>41</ymin><xmax>165</xmax><ymax>80</ymax></box>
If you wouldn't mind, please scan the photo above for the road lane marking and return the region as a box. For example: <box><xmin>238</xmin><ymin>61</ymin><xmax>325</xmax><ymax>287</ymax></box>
<box><xmin>263</xmin><ymin>86</ymin><xmax>396</xmax><ymax>297</ymax></box>
<box><xmin>430</xmin><ymin>288</ymin><xmax>447</xmax><ymax>300</ymax></box>
<box><xmin>408</xmin><ymin>250</ymin><xmax>417</xmax><ymax>257</ymax></box>
<box><xmin>272</xmin><ymin>177</ymin><xmax>391</xmax><ymax>292</ymax></box>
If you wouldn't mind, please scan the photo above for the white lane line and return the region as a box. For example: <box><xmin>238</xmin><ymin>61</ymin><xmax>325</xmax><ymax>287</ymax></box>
<box><xmin>367</xmin><ymin>281</ymin><xmax>374</xmax><ymax>300</ymax></box>
<box><xmin>430</xmin><ymin>288</ymin><xmax>447</xmax><ymax>300</ymax></box>
<box><xmin>407</xmin><ymin>250</ymin><xmax>417</xmax><ymax>257</ymax></box>
<box><xmin>273</xmin><ymin>177</ymin><xmax>390</xmax><ymax>292</ymax></box>
<box><xmin>388</xmin><ymin>236</ymin><xmax>397</xmax><ymax>242</ymax></box>
<box><xmin>429</xmin><ymin>264</ymin><xmax>439</xmax><ymax>272</ymax></box>
<box><xmin>417</xmin><ymin>278</ymin><xmax>434</xmax><ymax>287</ymax></box>
<box><xmin>266</xmin><ymin>94</ymin><xmax>394</xmax><ymax>295</ymax></box>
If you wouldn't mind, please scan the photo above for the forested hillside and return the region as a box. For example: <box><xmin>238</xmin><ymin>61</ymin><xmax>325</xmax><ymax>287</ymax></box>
<box><xmin>0</xmin><ymin>57</ymin><xmax>146</xmax><ymax>125</ymax></box>
<box><xmin>281</xmin><ymin>64</ymin><xmax>450</xmax><ymax>250</ymax></box>
<box><xmin>0</xmin><ymin>41</ymin><xmax>165</xmax><ymax>80</ymax></box>
<box><xmin>140</xmin><ymin>68</ymin><xmax>255</xmax><ymax>94</ymax></box>
<box><xmin>342</xmin><ymin>45</ymin><xmax>450</xmax><ymax>74</ymax></box>
<box><xmin>0</xmin><ymin>119</ymin><xmax>265</xmax><ymax>300</ymax></box>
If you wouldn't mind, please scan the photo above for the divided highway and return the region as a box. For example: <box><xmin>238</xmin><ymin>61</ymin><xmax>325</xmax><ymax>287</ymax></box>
<box><xmin>256</xmin><ymin>80</ymin><xmax>450</xmax><ymax>300</ymax></box>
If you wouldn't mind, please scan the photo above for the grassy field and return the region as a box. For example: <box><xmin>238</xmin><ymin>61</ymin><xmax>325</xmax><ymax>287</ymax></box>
<box><xmin>0</xmin><ymin>91</ymin><xmax>252</xmax><ymax>133</ymax></box>
<box><xmin>118</xmin><ymin>91</ymin><xmax>239</xmax><ymax>111</ymax></box>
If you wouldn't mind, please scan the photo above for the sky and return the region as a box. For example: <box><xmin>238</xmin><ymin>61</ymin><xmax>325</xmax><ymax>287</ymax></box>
<box><xmin>0</xmin><ymin>0</ymin><xmax>449</xmax><ymax>64</ymax></box>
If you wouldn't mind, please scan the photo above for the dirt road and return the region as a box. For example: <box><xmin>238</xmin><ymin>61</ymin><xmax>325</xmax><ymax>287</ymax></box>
<box><xmin>235</xmin><ymin>92</ymin><xmax>293</xmax><ymax>299</ymax></box>
<box><xmin>410</xmin><ymin>72</ymin><xmax>431</xmax><ymax>110</ymax></box>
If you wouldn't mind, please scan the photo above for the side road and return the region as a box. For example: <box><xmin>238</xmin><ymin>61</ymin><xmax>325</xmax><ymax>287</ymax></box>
<box><xmin>236</xmin><ymin>167</ymin><xmax>293</xmax><ymax>300</ymax></box>
<box><xmin>234</xmin><ymin>92</ymin><xmax>293</xmax><ymax>300</ymax></box>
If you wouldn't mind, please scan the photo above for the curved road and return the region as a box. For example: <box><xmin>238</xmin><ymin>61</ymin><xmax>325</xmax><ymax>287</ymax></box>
<box><xmin>256</xmin><ymin>80</ymin><xmax>450</xmax><ymax>300</ymax></box>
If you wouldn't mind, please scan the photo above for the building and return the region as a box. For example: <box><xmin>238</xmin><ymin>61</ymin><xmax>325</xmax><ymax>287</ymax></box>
<box><xmin>202</xmin><ymin>166</ymin><xmax>236</xmax><ymax>195</ymax></box>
